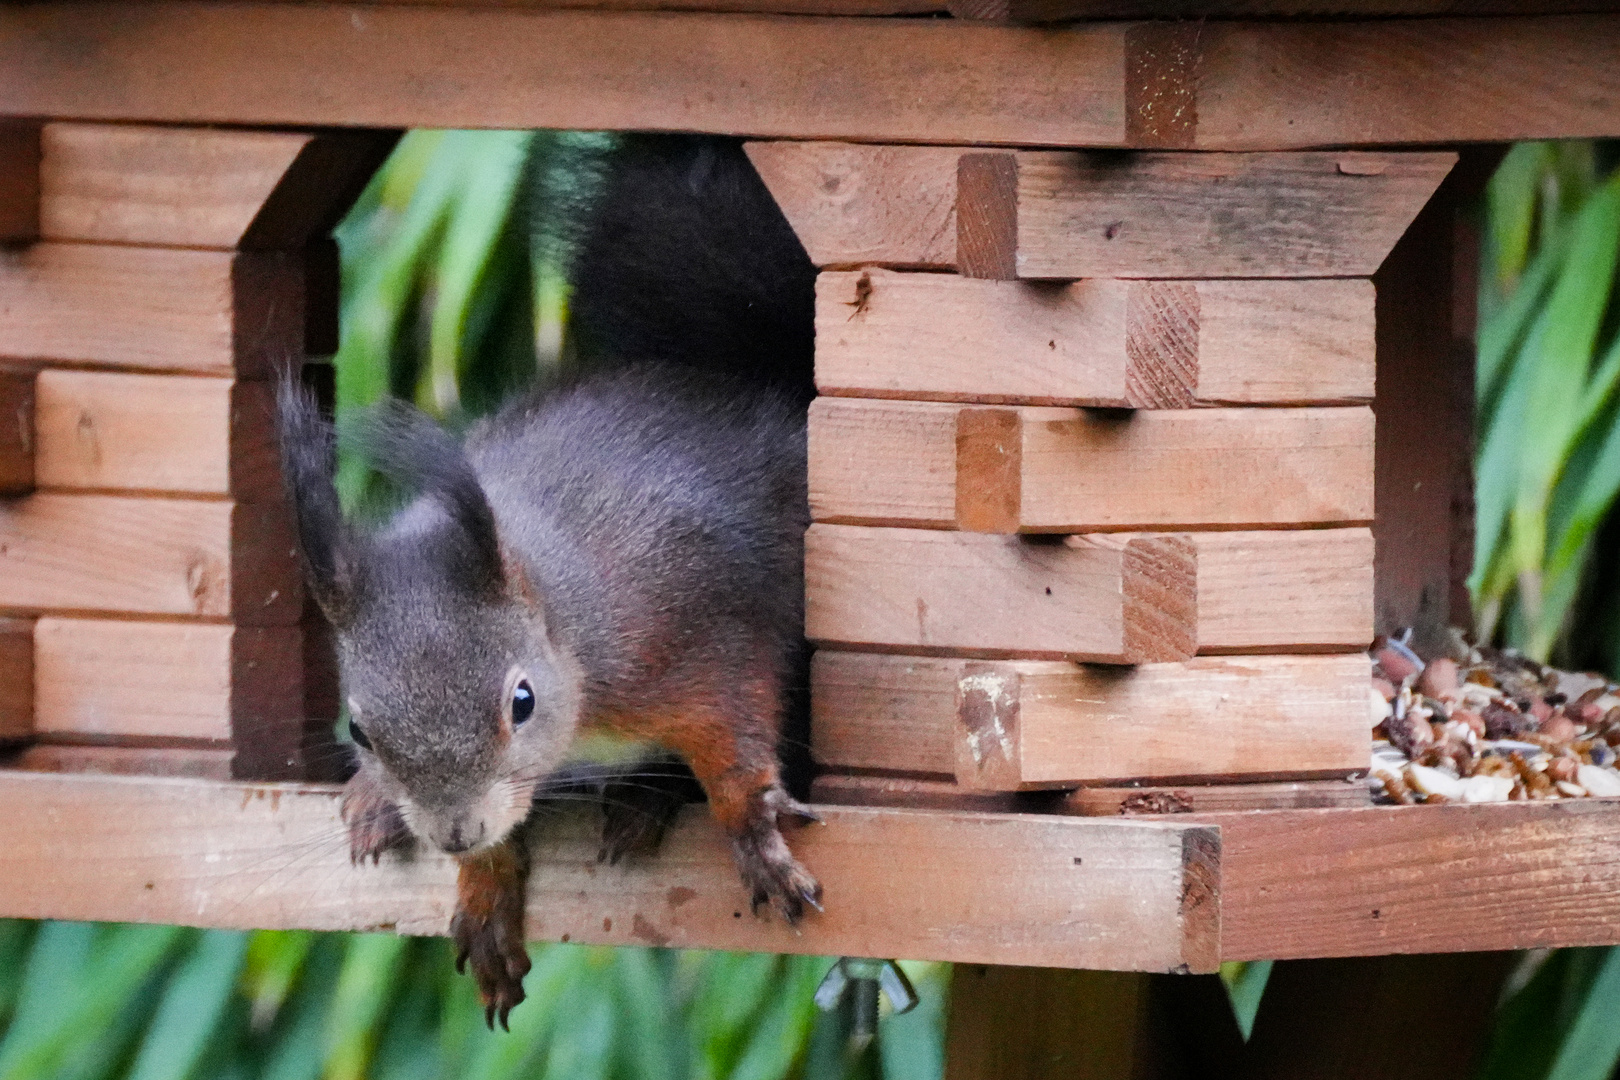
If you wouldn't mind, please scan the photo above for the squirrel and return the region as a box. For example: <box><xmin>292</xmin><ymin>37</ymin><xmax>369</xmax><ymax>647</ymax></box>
<box><xmin>276</xmin><ymin>134</ymin><xmax>820</xmax><ymax>1029</ymax></box>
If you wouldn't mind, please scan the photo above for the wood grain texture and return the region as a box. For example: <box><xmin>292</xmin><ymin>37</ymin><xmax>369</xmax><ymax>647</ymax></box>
<box><xmin>814</xmin><ymin>271</ymin><xmax>1375</xmax><ymax>407</ymax></box>
<box><xmin>32</xmin><ymin>618</ymin><xmax>297</xmax><ymax>743</ymax></box>
<box><xmin>7</xmin><ymin>744</ymin><xmax>236</xmax><ymax>780</ymax></box>
<box><xmin>0</xmin><ymin>771</ymin><xmax>1221</xmax><ymax>973</ymax></box>
<box><xmin>958</xmin><ymin>150</ymin><xmax>1456</xmax><ymax>279</ymax></box>
<box><xmin>953</xmin><ymin>0</ymin><xmax>1620</xmax><ymax>18</ymax></box>
<box><xmin>0</xmin><ymin>617</ymin><xmax>31</xmax><ymax>741</ymax></box>
<box><xmin>944</xmin><ymin>967</ymin><xmax>1157</xmax><ymax>1080</ymax></box>
<box><xmin>34</xmin><ymin>372</ymin><xmax>278</xmax><ymax>498</ymax></box>
<box><xmin>1064</xmin><ymin>780</ymin><xmax>1370</xmax><ymax>816</ymax></box>
<box><xmin>0</xmin><ymin>121</ymin><xmax>40</xmax><ymax>245</ymax></box>
<box><xmin>0</xmin><ymin>244</ymin><xmax>303</xmax><ymax>378</ymax></box>
<box><xmin>0</xmin><ymin>494</ymin><xmax>301</xmax><ymax>624</ymax></box>
<box><xmin>810</xmin><ymin>773</ymin><xmax>1028</xmax><ymax>814</ymax></box>
<box><xmin>811</xmin><ymin>399</ymin><xmax>1375</xmax><ymax>532</ymax></box>
<box><xmin>0</xmin><ymin>4</ymin><xmax>1125</xmax><ymax>148</ymax></box>
<box><xmin>0</xmin><ymin>370</ymin><xmax>34</xmax><ymax>495</ymax></box>
<box><xmin>811</xmin><ymin>651</ymin><xmax>1371</xmax><ymax>788</ymax></box>
<box><xmin>1202</xmin><ymin>802</ymin><xmax>1620</xmax><ymax>960</ymax></box>
<box><xmin>805</xmin><ymin>524</ymin><xmax>1197</xmax><ymax>663</ymax></box>
<box><xmin>1195</xmin><ymin>528</ymin><xmax>1374</xmax><ymax>653</ymax></box>
<box><xmin>746</xmin><ymin>143</ymin><xmax>964</xmax><ymax>269</ymax></box>
<box><xmin>305</xmin><ymin>0</ymin><xmax>948</xmax><ymax>11</ymax></box>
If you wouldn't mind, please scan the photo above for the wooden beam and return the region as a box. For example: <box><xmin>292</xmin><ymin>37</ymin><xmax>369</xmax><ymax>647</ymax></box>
<box><xmin>944</xmin><ymin>967</ymin><xmax>1157</xmax><ymax>1080</ymax></box>
<box><xmin>810</xmin><ymin>651</ymin><xmax>1371</xmax><ymax>788</ymax></box>
<box><xmin>0</xmin><ymin>244</ymin><xmax>303</xmax><ymax>378</ymax></box>
<box><xmin>0</xmin><ymin>617</ymin><xmax>32</xmax><ymax>742</ymax></box>
<box><xmin>1204</xmin><ymin>802</ymin><xmax>1620</xmax><ymax>960</ymax></box>
<box><xmin>0</xmin><ymin>494</ymin><xmax>302</xmax><ymax>624</ymax></box>
<box><xmin>1064</xmin><ymin>780</ymin><xmax>1370</xmax><ymax>816</ymax></box>
<box><xmin>34</xmin><ymin>372</ymin><xmax>278</xmax><ymax>499</ymax></box>
<box><xmin>1195</xmin><ymin>528</ymin><xmax>1373</xmax><ymax>653</ymax></box>
<box><xmin>39</xmin><ymin>123</ymin><xmax>396</xmax><ymax>251</ymax></box>
<box><xmin>956</xmin><ymin>150</ymin><xmax>1455</xmax><ymax>280</ymax></box>
<box><xmin>7</xmin><ymin>743</ymin><xmax>235</xmax><ymax>780</ymax></box>
<box><xmin>806</xmin><ymin>524</ymin><xmax>1198</xmax><ymax>663</ymax></box>
<box><xmin>0</xmin><ymin>771</ymin><xmax>1222</xmax><ymax>973</ymax></box>
<box><xmin>0</xmin><ymin>3</ymin><xmax>1126</xmax><ymax>147</ymax></box>
<box><xmin>815</xmin><ymin>271</ymin><xmax>1376</xmax><ymax>407</ymax></box>
<box><xmin>810</xmin><ymin>773</ymin><xmax>1028</xmax><ymax>814</ymax></box>
<box><xmin>0</xmin><ymin>370</ymin><xmax>35</xmax><ymax>496</ymax></box>
<box><xmin>809</xmin><ymin>398</ymin><xmax>1375</xmax><ymax>532</ymax></box>
<box><xmin>948</xmin><ymin>0</ymin><xmax>1620</xmax><ymax>22</ymax></box>
<box><xmin>0</xmin><ymin>120</ymin><xmax>40</xmax><ymax>244</ymax></box>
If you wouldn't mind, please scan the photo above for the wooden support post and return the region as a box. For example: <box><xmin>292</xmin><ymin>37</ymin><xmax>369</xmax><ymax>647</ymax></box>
<box><xmin>0</xmin><ymin>121</ymin><xmax>40</xmax><ymax>245</ymax></box>
<box><xmin>0</xmin><ymin>617</ymin><xmax>32</xmax><ymax>743</ymax></box>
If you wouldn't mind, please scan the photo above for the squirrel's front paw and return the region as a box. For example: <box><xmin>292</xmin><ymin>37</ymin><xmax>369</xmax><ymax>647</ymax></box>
<box><xmin>599</xmin><ymin>760</ymin><xmax>701</xmax><ymax>864</ymax></box>
<box><xmin>341</xmin><ymin>770</ymin><xmax>410</xmax><ymax>865</ymax></box>
<box><xmin>731</xmin><ymin>787</ymin><xmax>823</xmax><ymax>924</ymax></box>
<box><xmin>452</xmin><ymin>842</ymin><xmax>532</xmax><ymax>1030</ymax></box>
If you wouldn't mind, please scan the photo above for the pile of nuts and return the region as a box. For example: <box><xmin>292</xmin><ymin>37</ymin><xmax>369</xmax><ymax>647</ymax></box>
<box><xmin>1371</xmin><ymin>633</ymin><xmax>1620</xmax><ymax>804</ymax></box>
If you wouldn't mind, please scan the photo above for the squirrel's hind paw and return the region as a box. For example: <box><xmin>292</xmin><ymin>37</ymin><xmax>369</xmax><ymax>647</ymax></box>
<box><xmin>731</xmin><ymin>788</ymin><xmax>823</xmax><ymax>925</ymax></box>
<box><xmin>341</xmin><ymin>777</ymin><xmax>410</xmax><ymax>865</ymax></box>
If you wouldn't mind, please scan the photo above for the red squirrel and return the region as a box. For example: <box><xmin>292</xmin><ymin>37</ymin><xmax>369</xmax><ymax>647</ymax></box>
<box><xmin>276</xmin><ymin>136</ymin><xmax>820</xmax><ymax>1028</ymax></box>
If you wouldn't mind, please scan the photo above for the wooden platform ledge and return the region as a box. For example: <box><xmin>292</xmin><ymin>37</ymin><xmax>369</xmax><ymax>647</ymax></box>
<box><xmin>0</xmin><ymin>770</ymin><xmax>1219</xmax><ymax>974</ymax></box>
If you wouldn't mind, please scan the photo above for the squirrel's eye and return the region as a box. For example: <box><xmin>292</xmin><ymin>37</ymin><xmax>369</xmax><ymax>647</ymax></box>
<box><xmin>512</xmin><ymin>680</ymin><xmax>535</xmax><ymax>727</ymax></box>
<box><xmin>348</xmin><ymin>717</ymin><xmax>373</xmax><ymax>752</ymax></box>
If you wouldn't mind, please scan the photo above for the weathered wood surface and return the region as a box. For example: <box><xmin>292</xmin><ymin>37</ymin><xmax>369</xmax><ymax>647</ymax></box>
<box><xmin>815</xmin><ymin>271</ymin><xmax>1376</xmax><ymax>408</ymax></box>
<box><xmin>0</xmin><ymin>370</ymin><xmax>34</xmax><ymax>495</ymax></box>
<box><xmin>811</xmin><ymin>773</ymin><xmax>1029</xmax><ymax>813</ymax></box>
<box><xmin>810</xmin><ymin>398</ymin><xmax>1375</xmax><ymax>532</ymax></box>
<box><xmin>805</xmin><ymin>525</ymin><xmax>1198</xmax><ymax>663</ymax></box>
<box><xmin>1064</xmin><ymin>780</ymin><xmax>1370</xmax><ymax>816</ymax></box>
<box><xmin>949</xmin><ymin>0</ymin><xmax>1620</xmax><ymax>22</ymax></box>
<box><xmin>0</xmin><ymin>494</ymin><xmax>301</xmax><ymax>624</ymax></box>
<box><xmin>32</xmin><ymin>618</ymin><xmax>302</xmax><ymax>747</ymax></box>
<box><xmin>1195</xmin><ymin>528</ymin><xmax>1373</xmax><ymax>653</ymax></box>
<box><xmin>1204</xmin><ymin>802</ymin><xmax>1620</xmax><ymax>960</ymax></box>
<box><xmin>811</xmin><ymin>651</ymin><xmax>1371</xmax><ymax>787</ymax></box>
<box><xmin>0</xmin><ymin>617</ymin><xmax>32</xmax><ymax>741</ymax></box>
<box><xmin>39</xmin><ymin>124</ymin><xmax>396</xmax><ymax>250</ymax></box>
<box><xmin>6</xmin><ymin>743</ymin><xmax>236</xmax><ymax>780</ymax></box>
<box><xmin>0</xmin><ymin>244</ymin><xmax>303</xmax><ymax>378</ymax></box>
<box><xmin>5</xmin><ymin>8</ymin><xmax>1619</xmax><ymax>148</ymax></box>
<box><xmin>956</xmin><ymin>151</ymin><xmax>1455</xmax><ymax>279</ymax></box>
<box><xmin>0</xmin><ymin>771</ymin><xmax>1221</xmax><ymax>973</ymax></box>
<box><xmin>0</xmin><ymin>121</ymin><xmax>40</xmax><ymax>245</ymax></box>
<box><xmin>34</xmin><ymin>372</ymin><xmax>277</xmax><ymax>498</ymax></box>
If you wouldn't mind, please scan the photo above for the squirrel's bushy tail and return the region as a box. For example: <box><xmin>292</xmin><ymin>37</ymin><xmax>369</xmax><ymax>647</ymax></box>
<box><xmin>567</xmin><ymin>135</ymin><xmax>816</xmax><ymax>401</ymax></box>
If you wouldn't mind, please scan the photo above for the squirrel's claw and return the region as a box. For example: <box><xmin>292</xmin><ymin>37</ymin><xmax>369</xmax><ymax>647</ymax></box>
<box><xmin>732</xmin><ymin>786</ymin><xmax>824</xmax><ymax>926</ymax></box>
<box><xmin>341</xmin><ymin>771</ymin><xmax>410</xmax><ymax>865</ymax></box>
<box><xmin>452</xmin><ymin>842</ymin><xmax>532</xmax><ymax>1031</ymax></box>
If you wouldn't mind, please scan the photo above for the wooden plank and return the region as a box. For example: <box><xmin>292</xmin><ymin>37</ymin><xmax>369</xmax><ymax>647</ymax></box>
<box><xmin>1064</xmin><ymin>780</ymin><xmax>1370</xmax><ymax>816</ymax></box>
<box><xmin>814</xmin><ymin>271</ymin><xmax>1375</xmax><ymax>407</ymax></box>
<box><xmin>0</xmin><ymin>617</ymin><xmax>31</xmax><ymax>742</ymax></box>
<box><xmin>810</xmin><ymin>398</ymin><xmax>1375</xmax><ymax>532</ymax></box>
<box><xmin>746</xmin><ymin>143</ymin><xmax>964</xmax><ymax>270</ymax></box>
<box><xmin>0</xmin><ymin>4</ymin><xmax>1125</xmax><ymax>148</ymax></box>
<box><xmin>0</xmin><ymin>771</ymin><xmax>1221</xmax><ymax>973</ymax></box>
<box><xmin>810</xmin><ymin>773</ymin><xmax>1028</xmax><ymax>813</ymax></box>
<box><xmin>267</xmin><ymin>0</ymin><xmax>948</xmax><ymax>12</ymax></box>
<box><xmin>944</xmin><ymin>967</ymin><xmax>1157</xmax><ymax>1080</ymax></box>
<box><xmin>956</xmin><ymin>151</ymin><xmax>1455</xmax><ymax>280</ymax></box>
<box><xmin>948</xmin><ymin>0</ymin><xmax>1620</xmax><ymax>21</ymax></box>
<box><xmin>40</xmin><ymin>123</ymin><xmax>397</xmax><ymax>250</ymax></box>
<box><xmin>0</xmin><ymin>494</ymin><xmax>302</xmax><ymax>624</ymax></box>
<box><xmin>0</xmin><ymin>369</ymin><xmax>34</xmax><ymax>495</ymax></box>
<box><xmin>34</xmin><ymin>371</ymin><xmax>278</xmax><ymax>499</ymax></box>
<box><xmin>1203</xmin><ymin>802</ymin><xmax>1620</xmax><ymax>960</ymax></box>
<box><xmin>1195</xmin><ymin>528</ymin><xmax>1374</xmax><ymax>653</ymax></box>
<box><xmin>0</xmin><ymin>120</ymin><xmax>40</xmax><ymax>244</ymax></box>
<box><xmin>811</xmin><ymin>651</ymin><xmax>1371</xmax><ymax>788</ymax></box>
<box><xmin>9</xmin><ymin>743</ymin><xmax>235</xmax><ymax>781</ymax></box>
<box><xmin>805</xmin><ymin>524</ymin><xmax>1198</xmax><ymax>663</ymax></box>
<box><xmin>0</xmin><ymin>244</ymin><xmax>303</xmax><ymax>378</ymax></box>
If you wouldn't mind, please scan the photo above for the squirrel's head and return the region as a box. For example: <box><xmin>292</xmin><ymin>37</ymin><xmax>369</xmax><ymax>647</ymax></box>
<box><xmin>276</xmin><ymin>378</ymin><xmax>582</xmax><ymax>856</ymax></box>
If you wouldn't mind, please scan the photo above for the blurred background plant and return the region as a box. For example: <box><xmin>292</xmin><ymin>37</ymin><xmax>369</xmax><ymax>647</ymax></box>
<box><xmin>6</xmin><ymin>130</ymin><xmax>1620</xmax><ymax>1080</ymax></box>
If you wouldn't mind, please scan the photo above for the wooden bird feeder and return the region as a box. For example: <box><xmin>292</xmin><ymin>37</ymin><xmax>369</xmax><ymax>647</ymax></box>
<box><xmin>2</xmin><ymin>1</ymin><xmax>1620</xmax><ymax>1072</ymax></box>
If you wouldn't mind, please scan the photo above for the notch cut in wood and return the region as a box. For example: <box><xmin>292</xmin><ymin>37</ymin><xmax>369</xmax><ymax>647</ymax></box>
<box><xmin>956</xmin><ymin>150</ymin><xmax>1456</xmax><ymax>279</ymax></box>
<box><xmin>806</xmin><ymin>524</ymin><xmax>1197</xmax><ymax>663</ymax></box>
<box><xmin>0</xmin><ymin>371</ymin><xmax>35</xmax><ymax>496</ymax></box>
<box><xmin>0</xmin><ymin>617</ymin><xmax>32</xmax><ymax>742</ymax></box>
<box><xmin>810</xmin><ymin>397</ymin><xmax>1375</xmax><ymax>532</ymax></box>
<box><xmin>811</xmin><ymin>651</ymin><xmax>1371</xmax><ymax>789</ymax></box>
<box><xmin>39</xmin><ymin>123</ymin><xmax>398</xmax><ymax>250</ymax></box>
<box><xmin>0</xmin><ymin>494</ymin><xmax>302</xmax><ymax>625</ymax></box>
<box><xmin>814</xmin><ymin>271</ymin><xmax>1375</xmax><ymax>407</ymax></box>
<box><xmin>0</xmin><ymin>772</ymin><xmax>1222</xmax><ymax>974</ymax></box>
<box><xmin>806</xmin><ymin>525</ymin><xmax>1371</xmax><ymax>657</ymax></box>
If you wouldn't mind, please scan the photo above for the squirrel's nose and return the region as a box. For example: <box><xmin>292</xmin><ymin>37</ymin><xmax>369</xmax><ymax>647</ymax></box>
<box><xmin>442</xmin><ymin>821</ymin><xmax>484</xmax><ymax>854</ymax></box>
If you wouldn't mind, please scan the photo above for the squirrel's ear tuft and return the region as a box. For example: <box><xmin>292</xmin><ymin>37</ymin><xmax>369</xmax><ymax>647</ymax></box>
<box><xmin>274</xmin><ymin>371</ymin><xmax>365</xmax><ymax>628</ymax></box>
<box><xmin>359</xmin><ymin>400</ymin><xmax>506</xmax><ymax>600</ymax></box>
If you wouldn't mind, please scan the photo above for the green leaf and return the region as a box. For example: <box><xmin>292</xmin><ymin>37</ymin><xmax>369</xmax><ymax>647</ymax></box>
<box><xmin>1546</xmin><ymin>947</ymin><xmax>1620</xmax><ymax>1080</ymax></box>
<box><xmin>125</xmin><ymin>930</ymin><xmax>250</xmax><ymax>1080</ymax></box>
<box><xmin>322</xmin><ymin>932</ymin><xmax>411</xmax><ymax>1080</ymax></box>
